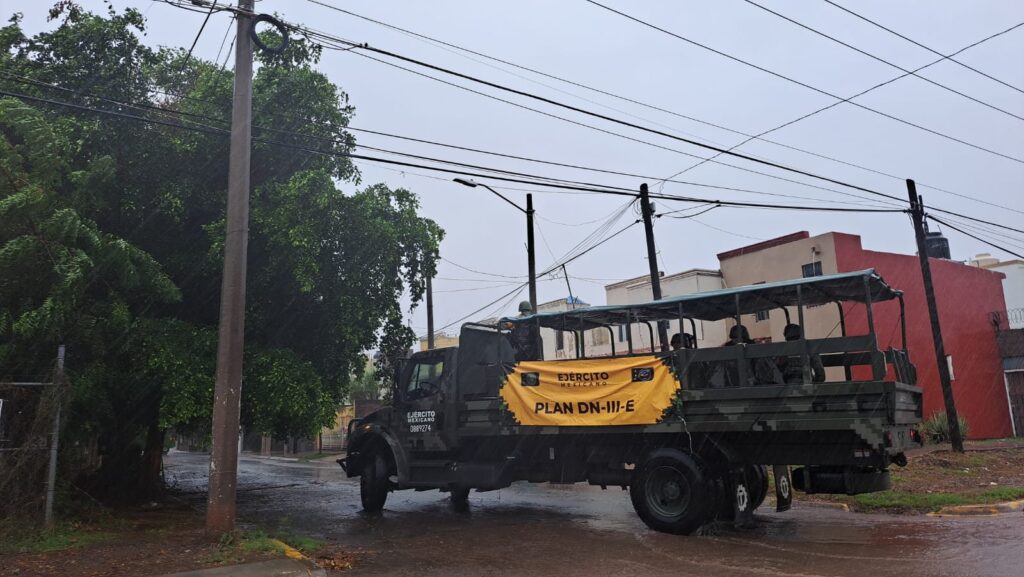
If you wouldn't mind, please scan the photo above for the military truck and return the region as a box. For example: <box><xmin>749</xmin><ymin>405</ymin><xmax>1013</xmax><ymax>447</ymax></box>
<box><xmin>340</xmin><ymin>269</ymin><xmax>922</xmax><ymax>534</ymax></box>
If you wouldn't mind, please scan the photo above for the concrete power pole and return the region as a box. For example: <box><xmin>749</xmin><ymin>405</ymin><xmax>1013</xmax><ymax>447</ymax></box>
<box><xmin>207</xmin><ymin>0</ymin><xmax>255</xmax><ymax>533</ymax></box>
<box><xmin>527</xmin><ymin>193</ymin><xmax>537</xmax><ymax>313</ymax></box>
<box><xmin>426</xmin><ymin>275</ymin><xmax>435</xmax><ymax>350</ymax></box>
<box><xmin>907</xmin><ymin>179</ymin><xmax>964</xmax><ymax>452</ymax></box>
<box><xmin>639</xmin><ymin>183</ymin><xmax>668</xmax><ymax>352</ymax></box>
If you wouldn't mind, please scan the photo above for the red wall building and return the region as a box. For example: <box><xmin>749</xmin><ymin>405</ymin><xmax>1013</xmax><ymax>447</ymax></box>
<box><xmin>834</xmin><ymin>233</ymin><xmax>1011</xmax><ymax>439</ymax></box>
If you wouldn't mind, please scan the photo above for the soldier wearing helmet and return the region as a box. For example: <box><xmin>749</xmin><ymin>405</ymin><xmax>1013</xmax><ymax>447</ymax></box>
<box><xmin>508</xmin><ymin>300</ymin><xmax>543</xmax><ymax>361</ymax></box>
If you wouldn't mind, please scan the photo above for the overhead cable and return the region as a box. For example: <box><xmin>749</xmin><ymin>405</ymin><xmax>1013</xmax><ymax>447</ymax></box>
<box><xmin>743</xmin><ymin>0</ymin><xmax>1024</xmax><ymax>122</ymax></box>
<box><xmin>582</xmin><ymin>0</ymin><xmax>1024</xmax><ymax>165</ymax></box>
<box><xmin>303</xmin><ymin>0</ymin><xmax>1017</xmax><ymax>213</ymax></box>
<box><xmin>821</xmin><ymin>0</ymin><xmax>1024</xmax><ymax>96</ymax></box>
<box><xmin>928</xmin><ymin>215</ymin><xmax>1024</xmax><ymax>259</ymax></box>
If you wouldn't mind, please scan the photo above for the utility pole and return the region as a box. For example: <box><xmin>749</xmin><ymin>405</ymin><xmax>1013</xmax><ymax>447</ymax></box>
<box><xmin>426</xmin><ymin>275</ymin><xmax>435</xmax><ymax>350</ymax></box>
<box><xmin>207</xmin><ymin>0</ymin><xmax>254</xmax><ymax>533</ymax></box>
<box><xmin>526</xmin><ymin>193</ymin><xmax>537</xmax><ymax>313</ymax></box>
<box><xmin>907</xmin><ymin>179</ymin><xmax>964</xmax><ymax>452</ymax></box>
<box><xmin>639</xmin><ymin>183</ymin><xmax>668</xmax><ymax>351</ymax></box>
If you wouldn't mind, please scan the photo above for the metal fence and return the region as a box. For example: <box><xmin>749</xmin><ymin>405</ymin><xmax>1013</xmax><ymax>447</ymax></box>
<box><xmin>0</xmin><ymin>347</ymin><xmax>65</xmax><ymax>526</ymax></box>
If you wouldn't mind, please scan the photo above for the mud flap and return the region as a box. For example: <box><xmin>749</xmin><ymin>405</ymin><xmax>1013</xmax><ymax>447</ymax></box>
<box><xmin>732</xmin><ymin>470</ymin><xmax>755</xmax><ymax>528</ymax></box>
<box><xmin>773</xmin><ymin>465</ymin><xmax>792</xmax><ymax>512</ymax></box>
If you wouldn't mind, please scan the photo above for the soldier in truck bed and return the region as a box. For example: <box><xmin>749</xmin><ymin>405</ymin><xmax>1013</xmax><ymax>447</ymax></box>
<box><xmin>507</xmin><ymin>300</ymin><xmax>543</xmax><ymax>361</ymax></box>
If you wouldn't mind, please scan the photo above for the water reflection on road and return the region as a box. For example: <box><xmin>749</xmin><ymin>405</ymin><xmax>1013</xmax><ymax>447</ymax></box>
<box><xmin>165</xmin><ymin>451</ymin><xmax>1023</xmax><ymax>577</ymax></box>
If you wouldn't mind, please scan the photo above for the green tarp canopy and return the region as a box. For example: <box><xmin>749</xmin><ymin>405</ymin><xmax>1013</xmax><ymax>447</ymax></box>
<box><xmin>502</xmin><ymin>269</ymin><xmax>901</xmax><ymax>332</ymax></box>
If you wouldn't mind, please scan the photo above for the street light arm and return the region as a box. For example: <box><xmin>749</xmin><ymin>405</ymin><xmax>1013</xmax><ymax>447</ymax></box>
<box><xmin>479</xmin><ymin>183</ymin><xmax>527</xmax><ymax>214</ymax></box>
<box><xmin>452</xmin><ymin>178</ymin><xmax>526</xmax><ymax>214</ymax></box>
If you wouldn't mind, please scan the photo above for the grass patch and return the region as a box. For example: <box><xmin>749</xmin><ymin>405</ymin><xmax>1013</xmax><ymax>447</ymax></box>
<box><xmin>204</xmin><ymin>529</ymin><xmax>322</xmax><ymax>565</ymax></box>
<box><xmin>277</xmin><ymin>532</ymin><xmax>321</xmax><ymax>554</ymax></box>
<box><xmin>0</xmin><ymin>523</ymin><xmax>117</xmax><ymax>555</ymax></box>
<box><xmin>851</xmin><ymin>486</ymin><xmax>1024</xmax><ymax>513</ymax></box>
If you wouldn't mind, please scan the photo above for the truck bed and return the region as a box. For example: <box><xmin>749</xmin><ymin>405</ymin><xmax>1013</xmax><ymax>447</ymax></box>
<box><xmin>456</xmin><ymin>380</ymin><xmax>922</xmax><ymax>465</ymax></box>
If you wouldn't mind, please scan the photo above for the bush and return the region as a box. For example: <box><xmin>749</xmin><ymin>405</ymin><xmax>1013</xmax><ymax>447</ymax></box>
<box><xmin>919</xmin><ymin>411</ymin><xmax>970</xmax><ymax>443</ymax></box>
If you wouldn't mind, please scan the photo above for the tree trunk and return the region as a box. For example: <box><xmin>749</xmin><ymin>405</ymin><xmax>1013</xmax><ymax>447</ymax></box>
<box><xmin>139</xmin><ymin>420</ymin><xmax>165</xmax><ymax>499</ymax></box>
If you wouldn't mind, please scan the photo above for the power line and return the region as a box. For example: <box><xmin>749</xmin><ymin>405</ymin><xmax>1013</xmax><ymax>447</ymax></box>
<box><xmin>344</xmin><ymin>49</ymin><xmax>913</xmax><ymax>208</ymax></box>
<box><xmin>180</xmin><ymin>0</ymin><xmax>220</xmax><ymax>74</ymax></box>
<box><xmin>928</xmin><ymin>215</ymin><xmax>1024</xmax><ymax>259</ymax></box>
<box><xmin>663</xmin><ymin>20</ymin><xmax>1024</xmax><ymax>194</ymax></box>
<box><xmin>302</xmin><ymin>32</ymin><xmax>930</xmax><ymax>199</ymax></box>
<box><xmin>821</xmin><ymin>0</ymin><xmax>1024</xmax><ymax>96</ymax></box>
<box><xmin>1</xmin><ymin>69</ymin><xmax>894</xmax><ymax>209</ymax></box>
<box><xmin>178</xmin><ymin>0</ymin><xmax>1020</xmax><ymax>213</ymax></box>
<box><xmin>348</xmin><ymin>126</ymin><xmax>890</xmax><ymax>207</ymax></box>
<box><xmin>743</xmin><ymin>0</ymin><xmax>1024</xmax><ymax>123</ymax></box>
<box><xmin>10</xmin><ymin>77</ymin><xmax>1023</xmax><ymax>236</ymax></box>
<box><xmin>442</xmin><ymin>258</ymin><xmax>525</xmax><ymax>280</ymax></box>
<box><xmin>213</xmin><ymin>16</ymin><xmax>234</xmax><ymax>66</ymax></box>
<box><xmin>299</xmin><ymin>0</ymin><xmax>995</xmax><ymax>210</ymax></box>
<box><xmin>659</xmin><ymin>205</ymin><xmax>720</xmax><ymax>220</ymax></box>
<box><xmin>690</xmin><ymin>218</ymin><xmax>766</xmax><ymax>242</ymax></box>
<box><xmin>434</xmin><ymin>216</ymin><xmax>641</xmax><ymax>333</ymax></box>
<box><xmin>0</xmin><ymin>88</ymin><xmax>919</xmax><ymax>218</ymax></box>
<box><xmin>582</xmin><ymin>0</ymin><xmax>1024</xmax><ymax>165</ymax></box>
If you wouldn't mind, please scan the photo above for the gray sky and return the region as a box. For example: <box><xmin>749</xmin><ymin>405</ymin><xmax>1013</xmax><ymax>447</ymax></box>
<box><xmin>13</xmin><ymin>0</ymin><xmax>1024</xmax><ymax>338</ymax></box>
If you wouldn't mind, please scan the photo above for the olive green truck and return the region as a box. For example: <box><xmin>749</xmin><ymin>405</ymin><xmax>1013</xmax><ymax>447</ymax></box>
<box><xmin>341</xmin><ymin>270</ymin><xmax>922</xmax><ymax>534</ymax></box>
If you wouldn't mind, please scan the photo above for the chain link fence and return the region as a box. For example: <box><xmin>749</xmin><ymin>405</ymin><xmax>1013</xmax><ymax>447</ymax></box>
<box><xmin>0</xmin><ymin>349</ymin><xmax>65</xmax><ymax>526</ymax></box>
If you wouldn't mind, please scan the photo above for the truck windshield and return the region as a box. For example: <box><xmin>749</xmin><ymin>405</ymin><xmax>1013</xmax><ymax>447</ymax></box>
<box><xmin>405</xmin><ymin>358</ymin><xmax>445</xmax><ymax>399</ymax></box>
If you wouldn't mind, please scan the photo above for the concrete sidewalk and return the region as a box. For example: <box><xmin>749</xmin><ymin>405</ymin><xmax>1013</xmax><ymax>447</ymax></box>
<box><xmin>162</xmin><ymin>559</ymin><xmax>325</xmax><ymax>577</ymax></box>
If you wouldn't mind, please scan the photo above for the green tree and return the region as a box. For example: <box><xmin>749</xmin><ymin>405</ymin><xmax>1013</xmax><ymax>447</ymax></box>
<box><xmin>0</xmin><ymin>6</ymin><xmax>442</xmax><ymax>498</ymax></box>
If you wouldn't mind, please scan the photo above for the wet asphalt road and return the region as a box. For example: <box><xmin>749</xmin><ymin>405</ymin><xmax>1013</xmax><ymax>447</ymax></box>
<box><xmin>165</xmin><ymin>451</ymin><xmax>1023</xmax><ymax>577</ymax></box>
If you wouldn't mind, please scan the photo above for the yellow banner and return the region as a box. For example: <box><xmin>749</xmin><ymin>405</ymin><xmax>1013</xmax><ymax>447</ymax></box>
<box><xmin>500</xmin><ymin>356</ymin><xmax>678</xmax><ymax>426</ymax></box>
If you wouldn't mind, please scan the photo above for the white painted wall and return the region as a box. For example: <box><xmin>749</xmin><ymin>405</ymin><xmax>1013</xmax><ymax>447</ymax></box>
<box><xmin>989</xmin><ymin>261</ymin><xmax>1024</xmax><ymax>328</ymax></box>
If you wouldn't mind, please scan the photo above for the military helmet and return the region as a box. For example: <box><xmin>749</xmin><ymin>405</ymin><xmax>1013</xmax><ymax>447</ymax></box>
<box><xmin>518</xmin><ymin>300</ymin><xmax>533</xmax><ymax>314</ymax></box>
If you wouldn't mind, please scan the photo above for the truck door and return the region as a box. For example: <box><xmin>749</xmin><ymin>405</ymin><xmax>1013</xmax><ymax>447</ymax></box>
<box><xmin>396</xmin><ymin>349</ymin><xmax>455</xmax><ymax>452</ymax></box>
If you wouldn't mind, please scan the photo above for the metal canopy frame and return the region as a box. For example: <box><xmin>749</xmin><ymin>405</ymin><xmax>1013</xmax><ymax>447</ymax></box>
<box><xmin>503</xmin><ymin>269</ymin><xmax>901</xmax><ymax>333</ymax></box>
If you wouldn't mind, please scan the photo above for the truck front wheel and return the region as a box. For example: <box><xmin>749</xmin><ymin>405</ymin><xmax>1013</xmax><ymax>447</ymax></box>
<box><xmin>360</xmin><ymin>452</ymin><xmax>390</xmax><ymax>513</ymax></box>
<box><xmin>630</xmin><ymin>449</ymin><xmax>711</xmax><ymax>534</ymax></box>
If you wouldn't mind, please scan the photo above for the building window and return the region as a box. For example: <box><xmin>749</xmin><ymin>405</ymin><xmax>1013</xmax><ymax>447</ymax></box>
<box><xmin>618</xmin><ymin>325</ymin><xmax>626</xmax><ymax>342</ymax></box>
<box><xmin>802</xmin><ymin>261</ymin><xmax>823</xmax><ymax>278</ymax></box>
<box><xmin>755</xmin><ymin>310</ymin><xmax>769</xmax><ymax>322</ymax></box>
<box><xmin>555</xmin><ymin>330</ymin><xmax>565</xmax><ymax>350</ymax></box>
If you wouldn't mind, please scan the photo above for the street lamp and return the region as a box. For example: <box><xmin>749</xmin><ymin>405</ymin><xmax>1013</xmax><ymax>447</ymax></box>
<box><xmin>453</xmin><ymin>178</ymin><xmax>526</xmax><ymax>214</ymax></box>
<box><xmin>452</xmin><ymin>178</ymin><xmax>537</xmax><ymax>313</ymax></box>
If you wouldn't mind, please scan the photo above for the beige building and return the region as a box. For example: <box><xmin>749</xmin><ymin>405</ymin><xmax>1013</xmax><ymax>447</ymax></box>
<box><xmin>545</xmin><ymin>269</ymin><xmax>728</xmax><ymax>358</ymax></box>
<box><xmin>717</xmin><ymin>231</ymin><xmax>843</xmax><ymax>344</ymax></box>
<box><xmin>418</xmin><ymin>332</ymin><xmax>460</xmax><ymax>351</ymax></box>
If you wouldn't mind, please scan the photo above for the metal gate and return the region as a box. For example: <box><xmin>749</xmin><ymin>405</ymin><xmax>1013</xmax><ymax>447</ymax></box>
<box><xmin>1006</xmin><ymin>371</ymin><xmax>1024</xmax><ymax>437</ymax></box>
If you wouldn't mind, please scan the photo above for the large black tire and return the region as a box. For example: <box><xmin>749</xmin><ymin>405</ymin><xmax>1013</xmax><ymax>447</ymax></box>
<box><xmin>630</xmin><ymin>448</ymin><xmax>712</xmax><ymax>535</ymax></box>
<box><xmin>360</xmin><ymin>452</ymin><xmax>390</xmax><ymax>513</ymax></box>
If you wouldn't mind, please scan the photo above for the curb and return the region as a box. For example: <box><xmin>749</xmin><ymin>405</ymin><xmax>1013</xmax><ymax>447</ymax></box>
<box><xmin>270</xmin><ymin>538</ymin><xmax>308</xmax><ymax>562</ymax></box>
<box><xmin>162</xmin><ymin>559</ymin><xmax>325</xmax><ymax>577</ymax></box>
<box><xmin>795</xmin><ymin>500</ymin><xmax>851</xmax><ymax>512</ymax></box>
<box><xmin>927</xmin><ymin>499</ymin><xmax>1024</xmax><ymax>517</ymax></box>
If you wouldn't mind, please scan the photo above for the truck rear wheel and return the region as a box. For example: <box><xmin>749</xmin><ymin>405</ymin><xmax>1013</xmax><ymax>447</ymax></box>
<box><xmin>360</xmin><ymin>452</ymin><xmax>390</xmax><ymax>513</ymax></box>
<box><xmin>630</xmin><ymin>449</ymin><xmax>711</xmax><ymax>534</ymax></box>
<box><xmin>749</xmin><ymin>465</ymin><xmax>768</xmax><ymax>511</ymax></box>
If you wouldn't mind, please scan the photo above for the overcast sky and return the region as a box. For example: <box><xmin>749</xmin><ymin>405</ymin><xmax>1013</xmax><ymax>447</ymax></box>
<box><xmin>13</xmin><ymin>0</ymin><xmax>1024</xmax><ymax>338</ymax></box>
